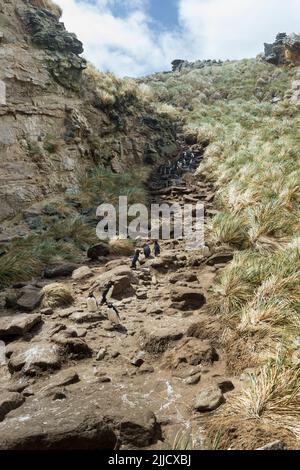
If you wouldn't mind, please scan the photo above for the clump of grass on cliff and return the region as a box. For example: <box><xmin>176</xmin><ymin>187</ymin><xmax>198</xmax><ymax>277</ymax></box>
<box><xmin>83</xmin><ymin>64</ymin><xmax>151</xmax><ymax>111</ymax></box>
<box><xmin>146</xmin><ymin>58</ymin><xmax>300</xmax><ymax>447</ymax></box>
<box><xmin>0</xmin><ymin>235</ymin><xmax>81</xmax><ymax>287</ymax></box>
<box><xmin>77</xmin><ymin>166</ymin><xmax>150</xmax><ymax>208</ymax></box>
<box><xmin>48</xmin><ymin>216</ymin><xmax>98</xmax><ymax>248</ymax></box>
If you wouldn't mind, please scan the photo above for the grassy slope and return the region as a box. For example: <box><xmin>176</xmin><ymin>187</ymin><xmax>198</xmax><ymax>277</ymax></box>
<box><xmin>146</xmin><ymin>59</ymin><xmax>300</xmax><ymax>448</ymax></box>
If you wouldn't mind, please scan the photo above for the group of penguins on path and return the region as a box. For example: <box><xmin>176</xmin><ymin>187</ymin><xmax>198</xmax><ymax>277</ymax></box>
<box><xmin>85</xmin><ymin>143</ymin><xmax>198</xmax><ymax>328</ymax></box>
<box><xmin>155</xmin><ymin>148</ymin><xmax>202</xmax><ymax>189</ymax></box>
<box><xmin>86</xmin><ymin>240</ymin><xmax>161</xmax><ymax>328</ymax></box>
<box><xmin>131</xmin><ymin>240</ymin><xmax>161</xmax><ymax>269</ymax></box>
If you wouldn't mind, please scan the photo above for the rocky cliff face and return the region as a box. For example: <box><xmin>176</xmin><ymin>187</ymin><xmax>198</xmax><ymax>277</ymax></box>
<box><xmin>264</xmin><ymin>32</ymin><xmax>300</xmax><ymax>65</ymax></box>
<box><xmin>0</xmin><ymin>0</ymin><xmax>177</xmax><ymax>233</ymax></box>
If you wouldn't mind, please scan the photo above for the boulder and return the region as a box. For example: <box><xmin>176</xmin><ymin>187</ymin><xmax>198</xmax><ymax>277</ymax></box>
<box><xmin>42</xmin><ymin>369</ymin><xmax>80</xmax><ymax>391</ymax></box>
<box><xmin>105</xmin><ymin>259</ymin><xmax>128</xmax><ymax>270</ymax></box>
<box><xmin>264</xmin><ymin>33</ymin><xmax>287</xmax><ymax>65</ymax></box>
<box><xmin>120</xmin><ymin>410</ymin><xmax>159</xmax><ymax>448</ymax></box>
<box><xmin>0</xmin><ymin>392</ymin><xmax>24</xmax><ymax>422</ymax></box>
<box><xmin>146</xmin><ymin>306</ymin><xmax>163</xmax><ymax>316</ymax></box>
<box><xmin>8</xmin><ymin>342</ymin><xmax>62</xmax><ymax>375</ymax></box>
<box><xmin>213</xmin><ymin>376</ymin><xmax>235</xmax><ymax>393</ymax></box>
<box><xmin>40</xmin><ymin>307</ymin><xmax>54</xmax><ymax>316</ymax></box>
<box><xmin>43</xmin><ymin>263</ymin><xmax>78</xmax><ymax>279</ymax></box>
<box><xmin>149</xmin><ymin>253</ymin><xmax>177</xmax><ymax>272</ymax></box>
<box><xmin>139</xmin><ymin>325</ymin><xmax>184</xmax><ymax>354</ymax></box>
<box><xmin>0</xmin><ymin>313</ymin><xmax>41</xmax><ymax>338</ymax></box>
<box><xmin>51</xmin><ymin>333</ymin><xmax>92</xmax><ymax>359</ymax></box>
<box><xmin>257</xmin><ymin>440</ymin><xmax>287</xmax><ymax>451</ymax></box>
<box><xmin>87</xmin><ymin>243</ymin><xmax>110</xmax><ymax>260</ymax></box>
<box><xmin>137</xmin><ymin>364</ymin><xmax>154</xmax><ymax>375</ymax></box>
<box><xmin>169</xmin><ymin>272</ymin><xmax>198</xmax><ymax>284</ymax></box>
<box><xmin>111</xmin><ymin>275</ymin><xmax>136</xmax><ymax>299</ymax></box>
<box><xmin>131</xmin><ymin>351</ymin><xmax>145</xmax><ymax>367</ymax></box>
<box><xmin>193</xmin><ymin>386</ymin><xmax>225</xmax><ymax>412</ymax></box>
<box><xmin>170</xmin><ymin>287</ymin><xmax>206</xmax><ymax>311</ymax></box>
<box><xmin>72</xmin><ymin>266</ymin><xmax>93</xmax><ymax>281</ymax></box>
<box><xmin>70</xmin><ymin>311</ymin><xmax>104</xmax><ymax>324</ymax></box>
<box><xmin>16</xmin><ymin>287</ymin><xmax>43</xmax><ymax>312</ymax></box>
<box><xmin>163</xmin><ymin>338</ymin><xmax>219</xmax><ymax>370</ymax></box>
<box><xmin>283</xmin><ymin>33</ymin><xmax>300</xmax><ymax>65</ymax></box>
<box><xmin>95</xmin><ymin>266</ymin><xmax>138</xmax><ymax>300</ymax></box>
<box><xmin>184</xmin><ymin>373</ymin><xmax>201</xmax><ymax>385</ymax></box>
<box><xmin>206</xmin><ymin>252</ymin><xmax>233</xmax><ymax>266</ymax></box>
<box><xmin>0</xmin><ymin>389</ymin><xmax>160</xmax><ymax>450</ymax></box>
<box><xmin>96</xmin><ymin>348</ymin><xmax>107</xmax><ymax>361</ymax></box>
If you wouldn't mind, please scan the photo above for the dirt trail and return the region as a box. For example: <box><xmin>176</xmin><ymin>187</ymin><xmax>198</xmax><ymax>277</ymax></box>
<box><xmin>0</xmin><ymin>129</ymin><xmax>236</xmax><ymax>450</ymax></box>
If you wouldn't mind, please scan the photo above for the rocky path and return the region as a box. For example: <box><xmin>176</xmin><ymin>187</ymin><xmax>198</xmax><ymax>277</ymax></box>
<box><xmin>0</xmin><ymin>133</ymin><xmax>236</xmax><ymax>450</ymax></box>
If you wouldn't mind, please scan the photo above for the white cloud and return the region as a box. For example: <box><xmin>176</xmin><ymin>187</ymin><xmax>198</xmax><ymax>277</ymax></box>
<box><xmin>55</xmin><ymin>0</ymin><xmax>300</xmax><ymax>77</ymax></box>
<box><xmin>56</xmin><ymin>0</ymin><xmax>181</xmax><ymax>76</ymax></box>
<box><xmin>178</xmin><ymin>0</ymin><xmax>300</xmax><ymax>61</ymax></box>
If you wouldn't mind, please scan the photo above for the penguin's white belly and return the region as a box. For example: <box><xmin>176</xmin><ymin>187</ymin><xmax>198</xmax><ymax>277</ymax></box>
<box><xmin>107</xmin><ymin>309</ymin><xmax>120</xmax><ymax>325</ymax></box>
<box><xmin>87</xmin><ymin>298</ymin><xmax>98</xmax><ymax>312</ymax></box>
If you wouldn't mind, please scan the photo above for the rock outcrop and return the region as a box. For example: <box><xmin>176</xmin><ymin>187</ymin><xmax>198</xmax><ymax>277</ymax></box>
<box><xmin>171</xmin><ymin>59</ymin><xmax>223</xmax><ymax>73</ymax></box>
<box><xmin>0</xmin><ymin>313</ymin><xmax>42</xmax><ymax>338</ymax></box>
<box><xmin>264</xmin><ymin>32</ymin><xmax>300</xmax><ymax>66</ymax></box>
<box><xmin>0</xmin><ymin>388</ymin><xmax>161</xmax><ymax>449</ymax></box>
<box><xmin>0</xmin><ymin>0</ymin><xmax>177</xmax><ymax>231</ymax></box>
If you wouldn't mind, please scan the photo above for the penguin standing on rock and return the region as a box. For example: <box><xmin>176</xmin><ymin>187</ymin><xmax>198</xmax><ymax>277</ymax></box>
<box><xmin>131</xmin><ymin>249</ymin><xmax>141</xmax><ymax>269</ymax></box>
<box><xmin>154</xmin><ymin>240</ymin><xmax>161</xmax><ymax>257</ymax></box>
<box><xmin>87</xmin><ymin>292</ymin><xmax>98</xmax><ymax>313</ymax></box>
<box><xmin>143</xmin><ymin>244</ymin><xmax>151</xmax><ymax>259</ymax></box>
<box><xmin>107</xmin><ymin>303</ymin><xmax>121</xmax><ymax>325</ymax></box>
<box><xmin>100</xmin><ymin>281</ymin><xmax>114</xmax><ymax>305</ymax></box>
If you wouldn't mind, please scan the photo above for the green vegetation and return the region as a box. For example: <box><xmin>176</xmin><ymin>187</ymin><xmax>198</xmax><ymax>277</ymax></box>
<box><xmin>43</xmin><ymin>133</ymin><xmax>60</xmax><ymax>154</ymax></box>
<box><xmin>83</xmin><ymin>64</ymin><xmax>152</xmax><ymax>111</ymax></box>
<box><xmin>208</xmin><ymin>354</ymin><xmax>300</xmax><ymax>449</ymax></box>
<box><xmin>146</xmin><ymin>58</ymin><xmax>300</xmax><ymax>447</ymax></box>
<box><xmin>0</xmin><ymin>165</ymin><xmax>150</xmax><ymax>287</ymax></box>
<box><xmin>0</xmin><ymin>235</ymin><xmax>81</xmax><ymax>287</ymax></box>
<box><xmin>77</xmin><ymin>166</ymin><xmax>150</xmax><ymax>208</ymax></box>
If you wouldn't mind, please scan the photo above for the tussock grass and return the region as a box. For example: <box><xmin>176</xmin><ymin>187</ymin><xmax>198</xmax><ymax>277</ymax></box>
<box><xmin>0</xmin><ymin>251</ymin><xmax>42</xmax><ymax>287</ymax></box>
<box><xmin>83</xmin><ymin>64</ymin><xmax>146</xmax><ymax>110</ymax></box>
<box><xmin>42</xmin><ymin>283</ymin><xmax>74</xmax><ymax>308</ymax></box>
<box><xmin>210</xmin><ymin>356</ymin><xmax>300</xmax><ymax>445</ymax></box>
<box><xmin>163</xmin><ymin>428</ymin><xmax>222</xmax><ymax>451</ymax></box>
<box><xmin>78</xmin><ymin>166</ymin><xmax>150</xmax><ymax>208</ymax></box>
<box><xmin>209</xmin><ymin>212</ymin><xmax>249</xmax><ymax>248</ymax></box>
<box><xmin>145</xmin><ymin>58</ymin><xmax>300</xmax><ymax>447</ymax></box>
<box><xmin>0</xmin><ymin>235</ymin><xmax>82</xmax><ymax>287</ymax></box>
<box><xmin>48</xmin><ymin>216</ymin><xmax>98</xmax><ymax>247</ymax></box>
<box><xmin>155</xmin><ymin>103</ymin><xmax>179</xmax><ymax>120</ymax></box>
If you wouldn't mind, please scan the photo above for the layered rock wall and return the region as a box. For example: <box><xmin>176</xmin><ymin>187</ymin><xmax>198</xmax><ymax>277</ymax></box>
<box><xmin>0</xmin><ymin>1</ymin><xmax>177</xmax><ymax>228</ymax></box>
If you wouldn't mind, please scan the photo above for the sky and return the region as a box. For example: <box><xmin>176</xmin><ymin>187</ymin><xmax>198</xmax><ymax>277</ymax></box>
<box><xmin>55</xmin><ymin>0</ymin><xmax>300</xmax><ymax>77</ymax></box>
